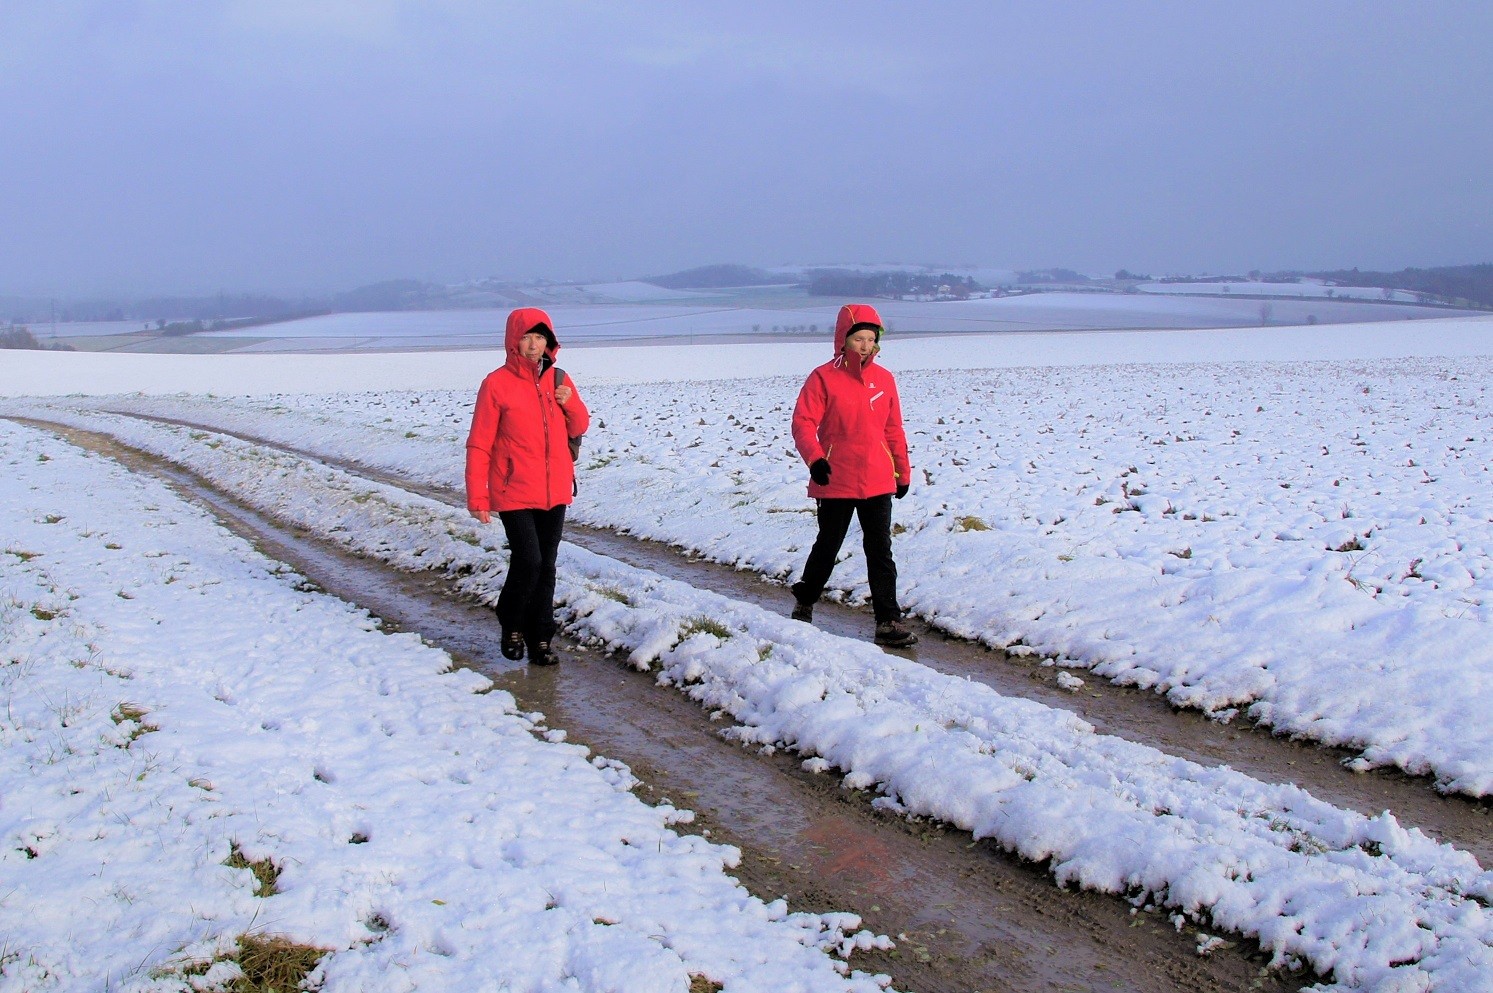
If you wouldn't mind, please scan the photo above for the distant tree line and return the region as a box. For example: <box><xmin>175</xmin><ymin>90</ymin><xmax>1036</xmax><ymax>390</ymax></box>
<box><xmin>1016</xmin><ymin>268</ymin><xmax>1090</xmax><ymax>284</ymax></box>
<box><xmin>647</xmin><ymin>264</ymin><xmax>779</xmax><ymax>289</ymax></box>
<box><xmin>0</xmin><ymin>280</ymin><xmax>449</xmax><ymax>326</ymax></box>
<box><xmin>1112</xmin><ymin>263</ymin><xmax>1493</xmax><ymax>310</ymax></box>
<box><xmin>1300</xmin><ymin>264</ymin><xmax>1493</xmax><ymax>309</ymax></box>
<box><xmin>806</xmin><ymin>270</ymin><xmax>984</xmax><ymax>299</ymax></box>
<box><xmin>1</xmin><ymin>325</ymin><xmax>75</xmax><ymax>351</ymax></box>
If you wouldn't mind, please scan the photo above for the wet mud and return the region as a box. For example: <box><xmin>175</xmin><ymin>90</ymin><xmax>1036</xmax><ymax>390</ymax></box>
<box><xmin>101</xmin><ymin>410</ymin><xmax>1493</xmax><ymax>865</ymax></box>
<box><xmin>19</xmin><ymin>417</ymin><xmax>1301</xmax><ymax>993</ymax></box>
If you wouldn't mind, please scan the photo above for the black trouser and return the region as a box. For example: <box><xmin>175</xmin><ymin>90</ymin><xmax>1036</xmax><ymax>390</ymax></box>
<box><xmin>497</xmin><ymin>505</ymin><xmax>566</xmax><ymax>643</ymax></box>
<box><xmin>795</xmin><ymin>494</ymin><xmax>900</xmax><ymax>623</ymax></box>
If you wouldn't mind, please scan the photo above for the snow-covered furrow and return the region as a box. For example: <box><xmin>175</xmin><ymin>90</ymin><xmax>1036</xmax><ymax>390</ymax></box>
<box><xmin>79</xmin><ymin>356</ymin><xmax>1493</xmax><ymax>800</ymax></box>
<box><xmin>16</xmin><ymin>405</ymin><xmax>1493</xmax><ymax>993</ymax></box>
<box><xmin>0</xmin><ymin>419</ymin><xmax>890</xmax><ymax>993</ymax></box>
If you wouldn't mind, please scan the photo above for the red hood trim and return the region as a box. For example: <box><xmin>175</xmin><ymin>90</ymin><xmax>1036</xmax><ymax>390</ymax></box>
<box><xmin>505</xmin><ymin>307</ymin><xmax>559</xmax><ymax>364</ymax></box>
<box><xmin>834</xmin><ymin>302</ymin><xmax>883</xmax><ymax>363</ymax></box>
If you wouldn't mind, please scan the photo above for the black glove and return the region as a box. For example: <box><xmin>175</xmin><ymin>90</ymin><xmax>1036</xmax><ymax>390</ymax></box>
<box><xmin>895</xmin><ymin>483</ymin><xmax>909</xmax><ymax>499</ymax></box>
<box><xmin>809</xmin><ymin>458</ymin><xmax>831</xmax><ymax>486</ymax></box>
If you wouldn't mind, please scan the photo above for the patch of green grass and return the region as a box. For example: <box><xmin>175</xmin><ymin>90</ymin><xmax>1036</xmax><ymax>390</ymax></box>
<box><xmin>226</xmin><ymin>842</ymin><xmax>281</xmax><ymax>897</ymax></box>
<box><xmin>30</xmin><ymin>606</ymin><xmax>59</xmax><ymax>621</ymax></box>
<box><xmin>589</xmin><ymin>584</ymin><xmax>631</xmax><ymax>605</ymax></box>
<box><xmin>680</xmin><ymin>616</ymin><xmax>732</xmax><ymax>641</ymax></box>
<box><xmin>5</xmin><ymin>549</ymin><xmax>41</xmax><ymax>562</ymax></box>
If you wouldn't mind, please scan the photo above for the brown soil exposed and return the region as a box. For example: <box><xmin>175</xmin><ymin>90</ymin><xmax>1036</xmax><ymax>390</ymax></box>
<box><xmin>97</xmin><ymin>410</ymin><xmax>1493</xmax><ymax>863</ymax></box>
<box><xmin>18</xmin><ymin>416</ymin><xmax>1304</xmax><ymax>993</ymax></box>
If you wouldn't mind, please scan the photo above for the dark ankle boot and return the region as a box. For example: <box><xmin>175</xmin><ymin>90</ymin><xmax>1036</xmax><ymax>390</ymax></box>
<box><xmin>527</xmin><ymin>638</ymin><xmax>558</xmax><ymax>666</ymax></box>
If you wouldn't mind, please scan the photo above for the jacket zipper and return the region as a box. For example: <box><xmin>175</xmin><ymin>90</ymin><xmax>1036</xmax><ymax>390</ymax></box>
<box><xmin>537</xmin><ymin>371</ymin><xmax>552</xmax><ymax>507</ymax></box>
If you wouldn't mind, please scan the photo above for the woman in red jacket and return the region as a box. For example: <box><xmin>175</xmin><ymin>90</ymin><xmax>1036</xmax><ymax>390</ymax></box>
<box><xmin>790</xmin><ymin>303</ymin><xmax>917</xmax><ymax>647</ymax></box>
<box><xmin>466</xmin><ymin>308</ymin><xmax>590</xmax><ymax>665</ymax></box>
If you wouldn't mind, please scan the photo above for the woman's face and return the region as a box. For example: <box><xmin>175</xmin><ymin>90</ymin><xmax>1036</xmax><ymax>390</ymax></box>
<box><xmin>518</xmin><ymin>331</ymin><xmax>548</xmax><ymax>362</ymax></box>
<box><xmin>843</xmin><ymin>328</ymin><xmax>878</xmax><ymax>360</ymax></box>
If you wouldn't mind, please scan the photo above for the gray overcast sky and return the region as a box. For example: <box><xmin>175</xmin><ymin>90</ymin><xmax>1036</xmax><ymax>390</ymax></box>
<box><xmin>3</xmin><ymin>1</ymin><xmax>1491</xmax><ymax>296</ymax></box>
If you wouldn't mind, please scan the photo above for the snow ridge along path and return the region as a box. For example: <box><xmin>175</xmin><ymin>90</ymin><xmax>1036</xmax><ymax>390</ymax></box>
<box><xmin>9</xmin><ymin>406</ymin><xmax>1492</xmax><ymax>993</ymax></box>
<box><xmin>0</xmin><ymin>419</ymin><xmax>893</xmax><ymax>993</ymax></box>
<box><xmin>73</xmin><ymin>353</ymin><xmax>1493</xmax><ymax>800</ymax></box>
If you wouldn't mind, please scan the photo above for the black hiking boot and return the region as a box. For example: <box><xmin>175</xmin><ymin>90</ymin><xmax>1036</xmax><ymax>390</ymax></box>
<box><xmin>790</xmin><ymin>582</ymin><xmax>814</xmax><ymax>623</ymax></box>
<box><xmin>873</xmin><ymin>619</ymin><xmax>918</xmax><ymax>648</ymax></box>
<box><xmin>500</xmin><ymin>628</ymin><xmax>525</xmax><ymax>661</ymax></box>
<box><xmin>527</xmin><ymin>639</ymin><xmax>559</xmax><ymax>666</ymax></box>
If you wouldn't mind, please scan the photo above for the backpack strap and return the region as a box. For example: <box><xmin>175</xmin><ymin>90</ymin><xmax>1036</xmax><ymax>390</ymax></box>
<box><xmin>551</xmin><ymin>368</ymin><xmax>583</xmax><ymax>487</ymax></box>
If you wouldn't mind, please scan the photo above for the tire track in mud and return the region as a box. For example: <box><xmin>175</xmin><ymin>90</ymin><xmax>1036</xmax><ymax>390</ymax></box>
<box><xmin>100</xmin><ymin>409</ymin><xmax>1493</xmax><ymax>867</ymax></box>
<box><xmin>18</xmin><ymin>417</ymin><xmax>1296</xmax><ymax>993</ymax></box>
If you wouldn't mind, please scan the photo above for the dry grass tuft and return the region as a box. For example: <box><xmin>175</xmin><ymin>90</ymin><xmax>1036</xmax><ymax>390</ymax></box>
<box><xmin>689</xmin><ymin>976</ymin><xmax>723</xmax><ymax>993</ymax></box>
<box><xmin>953</xmin><ymin>515</ymin><xmax>991</xmax><ymax>532</ymax></box>
<box><xmin>226</xmin><ymin>843</ymin><xmax>281</xmax><ymax>897</ymax></box>
<box><xmin>111</xmin><ymin>703</ymin><xmax>159</xmax><ymax>742</ymax></box>
<box><xmin>590</xmin><ymin>583</ymin><xmax>631</xmax><ymax>605</ymax></box>
<box><xmin>229</xmin><ymin>933</ymin><xmax>326</xmax><ymax>992</ymax></box>
<box><xmin>680</xmin><ymin>616</ymin><xmax>732</xmax><ymax>641</ymax></box>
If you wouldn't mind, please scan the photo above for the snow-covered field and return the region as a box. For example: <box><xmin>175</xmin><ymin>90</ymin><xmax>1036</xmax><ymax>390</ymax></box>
<box><xmin>1138</xmin><ymin>281</ymin><xmax>1421</xmax><ymax>302</ymax></box>
<box><xmin>0</xmin><ymin>421</ymin><xmax>889</xmax><ymax>993</ymax></box>
<box><xmin>197</xmin><ymin>292</ymin><xmax>1473</xmax><ymax>349</ymax></box>
<box><xmin>21</xmin><ymin>289</ymin><xmax>1468</xmax><ymax>355</ymax></box>
<box><xmin>4</xmin><ymin>314</ymin><xmax>1493</xmax><ymax>992</ymax></box>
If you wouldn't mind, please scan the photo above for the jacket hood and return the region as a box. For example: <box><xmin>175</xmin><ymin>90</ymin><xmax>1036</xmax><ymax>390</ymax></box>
<box><xmin>833</xmin><ymin>302</ymin><xmax>883</xmax><ymax>375</ymax></box>
<box><xmin>833</xmin><ymin>302</ymin><xmax>884</xmax><ymax>355</ymax></box>
<box><xmin>505</xmin><ymin>307</ymin><xmax>560</xmax><ymax>362</ymax></box>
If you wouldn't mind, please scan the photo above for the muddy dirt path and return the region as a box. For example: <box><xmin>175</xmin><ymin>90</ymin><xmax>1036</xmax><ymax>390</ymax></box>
<box><xmin>20</xmin><ymin>417</ymin><xmax>1298</xmax><ymax>993</ymax></box>
<box><xmin>100</xmin><ymin>409</ymin><xmax>1493</xmax><ymax>867</ymax></box>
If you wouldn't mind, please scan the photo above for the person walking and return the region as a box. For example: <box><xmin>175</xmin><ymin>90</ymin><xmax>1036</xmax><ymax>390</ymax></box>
<box><xmin>789</xmin><ymin>303</ymin><xmax>917</xmax><ymax>647</ymax></box>
<box><xmin>466</xmin><ymin>307</ymin><xmax>589</xmax><ymax>666</ymax></box>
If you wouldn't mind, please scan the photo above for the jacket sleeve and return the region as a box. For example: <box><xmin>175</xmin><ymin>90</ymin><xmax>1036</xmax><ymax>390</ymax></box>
<box><xmin>791</xmin><ymin>370</ymin><xmax>828</xmax><ymax>465</ymax></box>
<box><xmin>560</xmin><ymin>377</ymin><xmax>590</xmax><ymax>440</ymax></box>
<box><xmin>884</xmin><ymin>376</ymin><xmax>911</xmax><ymax>481</ymax></box>
<box><xmin>464</xmin><ymin>377</ymin><xmax>500</xmax><ymax>513</ymax></box>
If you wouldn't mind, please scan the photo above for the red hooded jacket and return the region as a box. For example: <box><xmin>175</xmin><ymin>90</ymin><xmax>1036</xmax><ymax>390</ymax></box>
<box><xmin>465</xmin><ymin>308</ymin><xmax>590</xmax><ymax>514</ymax></box>
<box><xmin>792</xmin><ymin>303</ymin><xmax>911</xmax><ymax>500</ymax></box>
